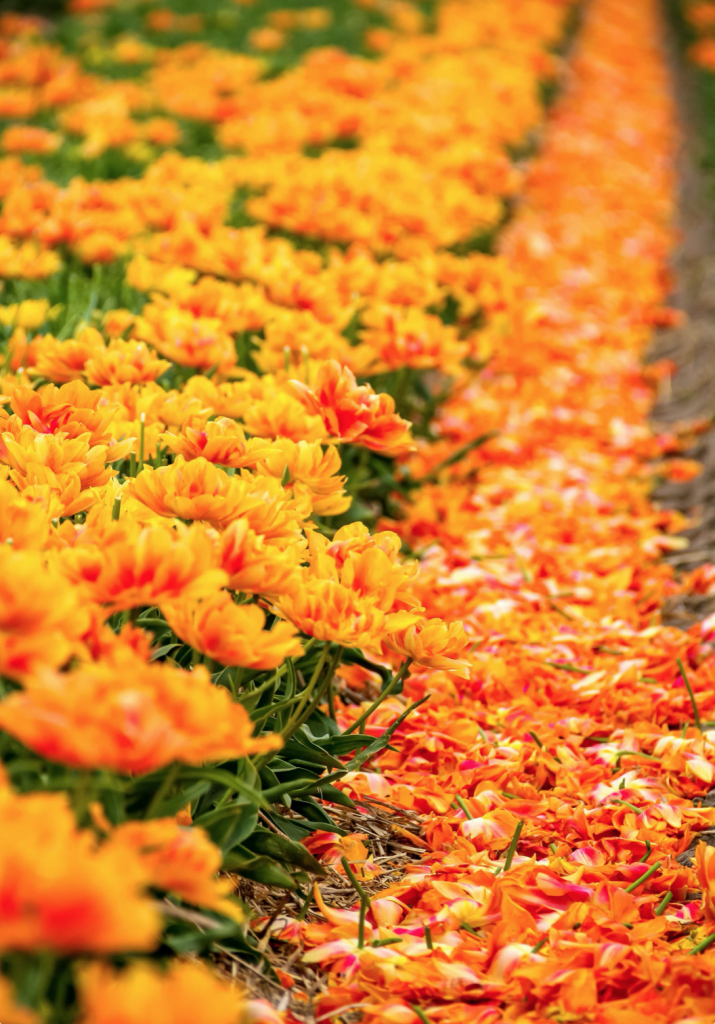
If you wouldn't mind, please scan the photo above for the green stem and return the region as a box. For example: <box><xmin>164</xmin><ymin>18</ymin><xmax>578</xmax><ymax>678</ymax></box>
<box><xmin>503</xmin><ymin>820</ymin><xmax>524</xmax><ymax>871</ymax></box>
<box><xmin>296</xmin><ymin>887</ymin><xmax>313</xmax><ymax>922</ymax></box>
<box><xmin>624</xmin><ymin>860</ymin><xmax>660</xmax><ymax>894</ymax></box>
<box><xmin>345</xmin><ymin>658</ymin><xmax>412</xmax><ymax>736</ymax></box>
<box><xmin>654</xmin><ymin>891</ymin><xmax>673</xmax><ymax>916</ymax></box>
<box><xmin>287</xmin><ymin>646</ymin><xmax>343</xmax><ymax>737</ymax></box>
<box><xmin>410</xmin><ymin>1005</ymin><xmax>431</xmax><ymax>1024</ymax></box>
<box><xmin>611</xmin><ymin>797</ymin><xmax>642</xmax><ymax>815</ymax></box>
<box><xmin>341</xmin><ymin>856</ymin><xmax>370</xmax><ymax>949</ymax></box>
<box><xmin>455</xmin><ymin>795</ymin><xmax>473</xmax><ymax>819</ymax></box>
<box><xmin>689</xmin><ymin>930</ymin><xmax>715</xmax><ymax>955</ymax></box>
<box><xmin>327</xmin><ymin>671</ymin><xmax>337</xmax><ymax>721</ymax></box>
<box><xmin>677</xmin><ymin>657</ymin><xmax>702</xmax><ymax>731</ymax></box>
<box><xmin>72</xmin><ymin>771</ymin><xmax>94</xmax><ymax>826</ymax></box>
<box><xmin>285</xmin><ymin>644</ymin><xmax>330</xmax><ymax>730</ymax></box>
<box><xmin>145</xmin><ymin>762</ymin><xmax>180</xmax><ymax>819</ymax></box>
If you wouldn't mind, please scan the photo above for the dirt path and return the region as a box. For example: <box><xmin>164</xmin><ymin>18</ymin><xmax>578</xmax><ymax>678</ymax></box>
<box><xmin>649</xmin><ymin>22</ymin><xmax>715</xmax><ymax>625</ymax></box>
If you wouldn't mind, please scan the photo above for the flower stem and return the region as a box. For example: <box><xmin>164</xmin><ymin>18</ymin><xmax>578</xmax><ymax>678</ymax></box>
<box><xmin>654</xmin><ymin>891</ymin><xmax>673</xmax><ymax>916</ymax></box>
<box><xmin>341</xmin><ymin>855</ymin><xmax>370</xmax><ymax>949</ymax></box>
<box><xmin>677</xmin><ymin>657</ymin><xmax>701</xmax><ymax>731</ymax></box>
<box><xmin>689</xmin><ymin>930</ymin><xmax>715</xmax><ymax>955</ymax></box>
<box><xmin>145</xmin><ymin>762</ymin><xmax>180</xmax><ymax>819</ymax></box>
<box><xmin>345</xmin><ymin>658</ymin><xmax>413</xmax><ymax>736</ymax></box>
<box><xmin>624</xmin><ymin>860</ymin><xmax>660</xmax><ymax>894</ymax></box>
<box><xmin>504</xmin><ymin>820</ymin><xmax>524</xmax><ymax>871</ymax></box>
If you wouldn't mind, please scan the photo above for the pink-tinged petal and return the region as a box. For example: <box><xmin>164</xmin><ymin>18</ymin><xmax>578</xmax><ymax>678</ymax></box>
<box><xmin>569</xmin><ymin>846</ymin><xmax>606</xmax><ymax>866</ymax></box>
<box><xmin>302</xmin><ymin>939</ymin><xmax>358</xmax><ymax>965</ymax></box>
<box><xmin>596</xmin><ymin>942</ymin><xmax>631</xmax><ymax>969</ymax></box>
<box><xmin>534</xmin><ymin>873</ymin><xmax>592</xmax><ymax>899</ymax></box>
<box><xmin>265</xmin><ymin>917</ymin><xmax>301</xmax><ymax>943</ymax></box>
<box><xmin>362</xmin><ymin>1004</ymin><xmax>422</xmax><ymax>1024</ymax></box>
<box><xmin>242</xmin><ymin>1000</ymin><xmax>286</xmax><ymax>1024</ymax></box>
<box><xmin>371</xmin><ymin>898</ymin><xmax>405</xmax><ymax>928</ymax></box>
<box><xmin>672</xmin><ymin>902</ymin><xmax>702</xmax><ymax>923</ymax></box>
<box><xmin>433</xmin><ymin>960</ymin><xmax>482</xmax><ymax>986</ymax></box>
<box><xmin>657</xmin><ymin>803</ymin><xmax>683</xmax><ymax>828</ymax></box>
<box><xmin>685</xmin><ymin>754</ymin><xmax>715</xmax><ymax>783</ymax></box>
<box><xmin>488</xmin><ymin>943</ymin><xmax>534</xmax><ymax>981</ymax></box>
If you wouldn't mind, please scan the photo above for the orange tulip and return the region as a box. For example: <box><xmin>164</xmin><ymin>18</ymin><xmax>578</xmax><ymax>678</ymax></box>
<box><xmin>161</xmin><ymin>416</ymin><xmax>275</xmax><ymax>469</ymax></box>
<box><xmin>163</xmin><ymin>590</ymin><xmax>302</xmax><ymax>669</ymax></box>
<box><xmin>84</xmin><ymin>338</ymin><xmax>171</xmax><ymax>386</ymax></box>
<box><xmin>276</xmin><ymin>577</ymin><xmax>418</xmax><ymax>649</ymax></box>
<box><xmin>255</xmin><ymin>437</ymin><xmax>350</xmax><ymax>516</ymax></box>
<box><xmin>76</xmin><ymin>961</ymin><xmax>248</xmax><ymax>1024</ymax></box>
<box><xmin>0</xmin><ymin>787</ymin><xmax>160</xmax><ymax>953</ymax></box>
<box><xmin>127</xmin><ymin>457</ymin><xmax>309</xmax><ymax>533</ymax></box>
<box><xmin>0</xmin><ymin>648</ymin><xmax>281</xmax><ymax>773</ymax></box>
<box><xmin>0</xmin><ymin>477</ymin><xmax>51</xmax><ymax>549</ymax></box>
<box><xmin>384</xmin><ymin>618</ymin><xmax>471</xmax><ymax>677</ymax></box>
<box><xmin>133</xmin><ymin>301</ymin><xmax>237</xmax><ymax>374</ymax></box>
<box><xmin>9</xmin><ymin>379</ymin><xmax>121</xmax><ymax>447</ymax></box>
<box><xmin>290</xmin><ymin>360</ymin><xmax>415</xmax><ymax>455</ymax></box>
<box><xmin>58</xmin><ymin>512</ymin><xmax>227</xmax><ymax>612</ymax></box>
<box><xmin>219</xmin><ymin>517</ymin><xmax>302</xmax><ymax>595</ymax></box>
<box><xmin>108</xmin><ymin>819</ymin><xmax>243</xmax><ymax>921</ymax></box>
<box><xmin>30</xmin><ymin>327</ymin><xmax>105</xmax><ymax>383</ymax></box>
<box><xmin>0</xmin><ymin>546</ymin><xmax>90</xmax><ymax>680</ymax></box>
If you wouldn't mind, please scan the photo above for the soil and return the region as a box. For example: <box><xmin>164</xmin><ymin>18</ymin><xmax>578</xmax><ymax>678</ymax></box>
<box><xmin>648</xmin><ymin>16</ymin><xmax>715</xmax><ymax>629</ymax></box>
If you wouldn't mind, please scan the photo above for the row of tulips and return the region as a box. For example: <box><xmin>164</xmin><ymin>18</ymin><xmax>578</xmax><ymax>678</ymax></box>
<box><xmin>0</xmin><ymin>2</ymin><xmax>582</xmax><ymax>1023</ymax></box>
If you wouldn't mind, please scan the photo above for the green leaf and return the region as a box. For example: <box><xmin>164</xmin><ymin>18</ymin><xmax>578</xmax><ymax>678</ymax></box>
<box><xmin>293</xmin><ymin>796</ymin><xmax>339</xmax><ymax>827</ymax></box>
<box><xmin>266</xmin><ymin>814</ymin><xmax>348</xmax><ymax>841</ymax></box>
<box><xmin>203</xmin><ymin>804</ymin><xmax>259</xmax><ymax>853</ymax></box>
<box><xmin>151</xmin><ymin>781</ymin><xmax>212</xmax><ymax>820</ymax></box>
<box><xmin>318</xmin><ymin>733</ymin><xmax>374</xmax><ymax>755</ymax></box>
<box><xmin>180</xmin><ymin>767</ymin><xmax>267</xmax><ymax>808</ymax></box>
<box><xmin>282</xmin><ymin>734</ymin><xmax>344</xmax><ymax>769</ymax></box>
<box><xmin>148</xmin><ymin>643</ymin><xmax>181</xmax><ymax>662</ymax></box>
<box><xmin>317</xmin><ymin>783</ymin><xmax>356</xmax><ymax>809</ymax></box>
<box><xmin>242</xmin><ymin>828</ymin><xmax>326</xmax><ymax>875</ymax></box>
<box><xmin>165</xmin><ymin>920</ymin><xmax>242</xmax><ymax>954</ymax></box>
<box><xmin>222</xmin><ymin>849</ymin><xmax>297</xmax><ymax>890</ymax></box>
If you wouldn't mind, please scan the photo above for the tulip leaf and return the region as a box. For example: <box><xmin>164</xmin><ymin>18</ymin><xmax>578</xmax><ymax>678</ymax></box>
<box><xmin>242</xmin><ymin>828</ymin><xmax>327</xmax><ymax>875</ymax></box>
<box><xmin>222</xmin><ymin>849</ymin><xmax>298</xmax><ymax>890</ymax></box>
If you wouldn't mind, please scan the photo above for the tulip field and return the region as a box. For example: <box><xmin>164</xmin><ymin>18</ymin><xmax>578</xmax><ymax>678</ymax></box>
<box><xmin>3</xmin><ymin>0</ymin><xmax>715</xmax><ymax>1020</ymax></box>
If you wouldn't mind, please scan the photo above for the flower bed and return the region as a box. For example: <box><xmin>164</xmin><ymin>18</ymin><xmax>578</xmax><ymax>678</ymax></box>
<box><xmin>0</xmin><ymin>0</ymin><xmax>713</xmax><ymax>1022</ymax></box>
